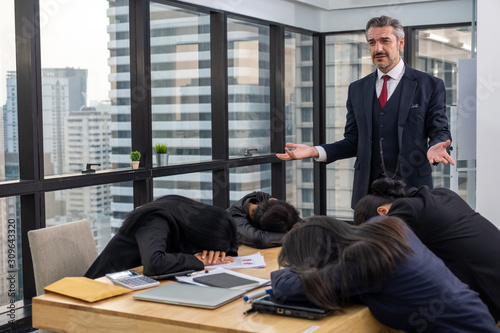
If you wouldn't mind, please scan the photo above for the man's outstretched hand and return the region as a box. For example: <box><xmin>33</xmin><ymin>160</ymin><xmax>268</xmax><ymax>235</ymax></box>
<box><xmin>427</xmin><ymin>140</ymin><xmax>455</xmax><ymax>166</ymax></box>
<box><xmin>276</xmin><ymin>143</ymin><xmax>319</xmax><ymax>161</ymax></box>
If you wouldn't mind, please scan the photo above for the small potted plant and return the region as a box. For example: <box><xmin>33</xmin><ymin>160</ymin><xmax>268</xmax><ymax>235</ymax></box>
<box><xmin>154</xmin><ymin>142</ymin><xmax>169</xmax><ymax>167</ymax></box>
<box><xmin>130</xmin><ymin>151</ymin><xmax>141</xmax><ymax>169</ymax></box>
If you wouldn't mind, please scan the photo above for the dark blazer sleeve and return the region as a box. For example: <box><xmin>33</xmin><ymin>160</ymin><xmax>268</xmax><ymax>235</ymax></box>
<box><xmin>271</xmin><ymin>265</ymin><xmax>380</xmax><ymax>307</ymax></box>
<box><xmin>135</xmin><ymin>214</ymin><xmax>204</xmax><ymax>276</ymax></box>
<box><xmin>320</xmin><ymin>82</ymin><xmax>360</xmax><ymax>163</ymax></box>
<box><xmin>422</xmin><ymin>76</ymin><xmax>451</xmax><ymax>148</ymax></box>
<box><xmin>271</xmin><ymin>269</ymin><xmax>311</xmax><ymax>304</ymax></box>
<box><xmin>227</xmin><ymin>191</ymin><xmax>285</xmax><ymax>249</ymax></box>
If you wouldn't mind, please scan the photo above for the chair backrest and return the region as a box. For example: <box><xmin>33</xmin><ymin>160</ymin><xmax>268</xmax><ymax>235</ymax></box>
<box><xmin>28</xmin><ymin>219</ymin><xmax>99</xmax><ymax>296</ymax></box>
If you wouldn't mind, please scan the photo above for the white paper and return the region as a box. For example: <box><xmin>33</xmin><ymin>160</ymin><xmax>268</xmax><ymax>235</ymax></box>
<box><xmin>204</xmin><ymin>252</ymin><xmax>266</xmax><ymax>269</ymax></box>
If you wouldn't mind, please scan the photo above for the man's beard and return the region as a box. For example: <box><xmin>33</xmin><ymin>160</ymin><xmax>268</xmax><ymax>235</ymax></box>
<box><xmin>373</xmin><ymin>52</ymin><xmax>397</xmax><ymax>70</ymax></box>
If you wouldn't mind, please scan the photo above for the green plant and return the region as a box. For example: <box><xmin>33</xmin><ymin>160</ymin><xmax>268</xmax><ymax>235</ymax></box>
<box><xmin>155</xmin><ymin>142</ymin><xmax>168</xmax><ymax>154</ymax></box>
<box><xmin>130</xmin><ymin>151</ymin><xmax>141</xmax><ymax>161</ymax></box>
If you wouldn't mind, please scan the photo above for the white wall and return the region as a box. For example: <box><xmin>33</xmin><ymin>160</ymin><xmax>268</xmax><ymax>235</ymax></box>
<box><xmin>178</xmin><ymin>0</ymin><xmax>472</xmax><ymax>33</ymax></box>
<box><xmin>321</xmin><ymin>0</ymin><xmax>473</xmax><ymax>32</ymax></box>
<box><xmin>476</xmin><ymin>0</ymin><xmax>500</xmax><ymax>227</ymax></box>
<box><xmin>176</xmin><ymin>0</ymin><xmax>322</xmax><ymax>31</ymax></box>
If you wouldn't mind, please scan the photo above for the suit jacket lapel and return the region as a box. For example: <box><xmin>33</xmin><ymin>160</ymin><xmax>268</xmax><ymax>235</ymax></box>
<box><xmin>398</xmin><ymin>65</ymin><xmax>417</xmax><ymax>150</ymax></box>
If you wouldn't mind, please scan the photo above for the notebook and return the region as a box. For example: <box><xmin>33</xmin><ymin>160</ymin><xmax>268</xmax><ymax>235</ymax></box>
<box><xmin>133</xmin><ymin>283</ymin><xmax>245</xmax><ymax>309</ymax></box>
<box><xmin>251</xmin><ymin>295</ymin><xmax>332</xmax><ymax>320</ymax></box>
<box><xmin>193</xmin><ymin>272</ymin><xmax>260</xmax><ymax>290</ymax></box>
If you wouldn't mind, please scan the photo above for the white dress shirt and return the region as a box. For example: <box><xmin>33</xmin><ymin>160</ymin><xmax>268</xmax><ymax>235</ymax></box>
<box><xmin>314</xmin><ymin>59</ymin><xmax>405</xmax><ymax>162</ymax></box>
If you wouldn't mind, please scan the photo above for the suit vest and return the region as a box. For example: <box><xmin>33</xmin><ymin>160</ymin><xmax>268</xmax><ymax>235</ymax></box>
<box><xmin>370</xmin><ymin>80</ymin><xmax>403</xmax><ymax>183</ymax></box>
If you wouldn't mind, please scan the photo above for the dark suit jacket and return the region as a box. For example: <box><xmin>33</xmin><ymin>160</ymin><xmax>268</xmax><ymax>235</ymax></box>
<box><xmin>84</xmin><ymin>214</ymin><xmax>205</xmax><ymax>278</ymax></box>
<box><xmin>322</xmin><ymin>64</ymin><xmax>451</xmax><ymax>208</ymax></box>
<box><xmin>390</xmin><ymin>186</ymin><xmax>500</xmax><ymax>321</ymax></box>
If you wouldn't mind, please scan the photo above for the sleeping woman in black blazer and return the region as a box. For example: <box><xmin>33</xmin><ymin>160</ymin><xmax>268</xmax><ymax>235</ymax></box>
<box><xmin>85</xmin><ymin>195</ymin><xmax>238</xmax><ymax>279</ymax></box>
<box><xmin>354</xmin><ymin>178</ymin><xmax>500</xmax><ymax>322</ymax></box>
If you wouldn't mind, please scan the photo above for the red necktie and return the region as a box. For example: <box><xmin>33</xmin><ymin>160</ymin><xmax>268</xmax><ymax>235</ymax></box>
<box><xmin>379</xmin><ymin>75</ymin><xmax>390</xmax><ymax>108</ymax></box>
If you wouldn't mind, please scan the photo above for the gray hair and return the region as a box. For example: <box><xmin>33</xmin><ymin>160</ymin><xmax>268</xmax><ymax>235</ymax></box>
<box><xmin>365</xmin><ymin>16</ymin><xmax>405</xmax><ymax>40</ymax></box>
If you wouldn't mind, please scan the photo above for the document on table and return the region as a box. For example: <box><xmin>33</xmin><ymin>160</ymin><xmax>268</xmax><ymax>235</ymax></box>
<box><xmin>176</xmin><ymin>267</ymin><xmax>270</xmax><ymax>292</ymax></box>
<box><xmin>205</xmin><ymin>252</ymin><xmax>266</xmax><ymax>269</ymax></box>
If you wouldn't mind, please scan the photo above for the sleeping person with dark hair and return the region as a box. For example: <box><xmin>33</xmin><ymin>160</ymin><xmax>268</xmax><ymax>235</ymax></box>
<box><xmin>85</xmin><ymin>195</ymin><xmax>238</xmax><ymax>279</ymax></box>
<box><xmin>271</xmin><ymin>215</ymin><xmax>498</xmax><ymax>332</ymax></box>
<box><xmin>227</xmin><ymin>191</ymin><xmax>301</xmax><ymax>248</ymax></box>
<box><xmin>353</xmin><ymin>177</ymin><xmax>500</xmax><ymax>322</ymax></box>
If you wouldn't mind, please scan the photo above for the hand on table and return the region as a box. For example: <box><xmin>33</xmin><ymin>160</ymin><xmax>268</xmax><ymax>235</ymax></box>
<box><xmin>195</xmin><ymin>250</ymin><xmax>234</xmax><ymax>265</ymax></box>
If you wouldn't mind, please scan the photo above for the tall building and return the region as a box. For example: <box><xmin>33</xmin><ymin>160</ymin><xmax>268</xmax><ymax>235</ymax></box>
<box><xmin>2</xmin><ymin>69</ymin><xmax>113</xmax><ymax>252</ymax></box>
<box><xmin>55</xmin><ymin>105</ymin><xmax>112</xmax><ymax>251</ymax></box>
<box><xmin>42</xmin><ymin>67</ymin><xmax>88</xmax><ymax>176</ymax></box>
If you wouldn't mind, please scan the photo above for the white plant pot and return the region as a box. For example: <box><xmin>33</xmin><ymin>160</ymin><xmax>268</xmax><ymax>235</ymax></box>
<box><xmin>132</xmin><ymin>161</ymin><xmax>140</xmax><ymax>169</ymax></box>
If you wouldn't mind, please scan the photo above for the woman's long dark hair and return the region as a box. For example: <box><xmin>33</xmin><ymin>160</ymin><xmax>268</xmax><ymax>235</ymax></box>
<box><xmin>353</xmin><ymin>178</ymin><xmax>407</xmax><ymax>225</ymax></box>
<box><xmin>278</xmin><ymin>215</ymin><xmax>412</xmax><ymax>311</ymax></box>
<box><xmin>119</xmin><ymin>195</ymin><xmax>238</xmax><ymax>255</ymax></box>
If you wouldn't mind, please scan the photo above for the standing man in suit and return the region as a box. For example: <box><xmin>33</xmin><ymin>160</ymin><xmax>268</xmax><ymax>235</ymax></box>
<box><xmin>276</xmin><ymin>15</ymin><xmax>455</xmax><ymax>209</ymax></box>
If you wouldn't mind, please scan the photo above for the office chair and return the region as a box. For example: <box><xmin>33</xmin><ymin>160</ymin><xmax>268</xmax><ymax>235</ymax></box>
<box><xmin>28</xmin><ymin>219</ymin><xmax>99</xmax><ymax>296</ymax></box>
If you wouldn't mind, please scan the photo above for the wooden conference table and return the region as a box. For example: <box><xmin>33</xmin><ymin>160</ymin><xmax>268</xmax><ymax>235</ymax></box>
<box><xmin>32</xmin><ymin>246</ymin><xmax>397</xmax><ymax>333</ymax></box>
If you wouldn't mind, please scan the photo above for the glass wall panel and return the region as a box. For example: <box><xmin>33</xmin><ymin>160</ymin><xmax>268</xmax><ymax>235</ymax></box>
<box><xmin>227</xmin><ymin>18</ymin><xmax>270</xmax><ymax>158</ymax></box>
<box><xmin>284</xmin><ymin>31</ymin><xmax>314</xmax><ymax>218</ymax></box>
<box><xmin>229</xmin><ymin>164</ymin><xmax>271</xmax><ymax>205</ymax></box>
<box><xmin>153</xmin><ymin>171</ymin><xmax>213</xmax><ymax>205</ymax></box>
<box><xmin>414</xmin><ymin>26</ymin><xmax>474</xmax><ymax>206</ymax></box>
<box><xmin>46</xmin><ymin>182</ymin><xmax>131</xmax><ymax>252</ymax></box>
<box><xmin>0</xmin><ymin>196</ymin><xmax>22</xmax><ymax>309</ymax></box>
<box><xmin>150</xmin><ymin>3</ymin><xmax>212</xmax><ymax>166</ymax></box>
<box><xmin>39</xmin><ymin>0</ymin><xmax>130</xmax><ymax>176</ymax></box>
<box><xmin>1</xmin><ymin>1</ymin><xmax>18</xmax><ymax>182</ymax></box>
<box><xmin>324</xmin><ymin>33</ymin><xmax>372</xmax><ymax>220</ymax></box>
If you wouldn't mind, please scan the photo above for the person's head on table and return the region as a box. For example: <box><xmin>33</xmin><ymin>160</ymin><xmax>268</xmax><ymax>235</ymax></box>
<box><xmin>273</xmin><ymin>215</ymin><xmax>498</xmax><ymax>331</ymax></box>
<box><xmin>120</xmin><ymin>195</ymin><xmax>238</xmax><ymax>266</ymax></box>
<box><xmin>365</xmin><ymin>15</ymin><xmax>405</xmax><ymax>74</ymax></box>
<box><xmin>85</xmin><ymin>195</ymin><xmax>239</xmax><ymax>279</ymax></box>
<box><xmin>353</xmin><ymin>178</ymin><xmax>406</xmax><ymax>225</ymax></box>
<box><xmin>248</xmin><ymin>198</ymin><xmax>301</xmax><ymax>233</ymax></box>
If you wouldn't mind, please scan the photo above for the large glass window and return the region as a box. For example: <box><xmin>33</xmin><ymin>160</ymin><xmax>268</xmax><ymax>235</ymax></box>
<box><xmin>227</xmin><ymin>18</ymin><xmax>270</xmax><ymax>158</ymax></box>
<box><xmin>1</xmin><ymin>0</ymin><xmax>18</xmax><ymax>182</ymax></box>
<box><xmin>153</xmin><ymin>172</ymin><xmax>213</xmax><ymax>205</ymax></box>
<box><xmin>40</xmin><ymin>0</ymin><xmax>129</xmax><ymax>177</ymax></box>
<box><xmin>45</xmin><ymin>182</ymin><xmax>129</xmax><ymax>252</ymax></box>
<box><xmin>284</xmin><ymin>31</ymin><xmax>314</xmax><ymax>218</ymax></box>
<box><xmin>150</xmin><ymin>3</ymin><xmax>212</xmax><ymax>166</ymax></box>
<box><xmin>414</xmin><ymin>26</ymin><xmax>474</xmax><ymax>206</ymax></box>
<box><xmin>324</xmin><ymin>33</ymin><xmax>372</xmax><ymax>220</ymax></box>
<box><xmin>229</xmin><ymin>164</ymin><xmax>271</xmax><ymax>205</ymax></box>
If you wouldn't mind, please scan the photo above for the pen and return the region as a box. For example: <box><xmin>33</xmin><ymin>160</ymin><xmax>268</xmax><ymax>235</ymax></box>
<box><xmin>243</xmin><ymin>288</ymin><xmax>272</xmax><ymax>302</ymax></box>
<box><xmin>189</xmin><ymin>269</ymin><xmax>209</xmax><ymax>276</ymax></box>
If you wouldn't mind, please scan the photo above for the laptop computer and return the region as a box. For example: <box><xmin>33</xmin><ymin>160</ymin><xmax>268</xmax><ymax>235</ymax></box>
<box><xmin>250</xmin><ymin>294</ymin><xmax>332</xmax><ymax>320</ymax></box>
<box><xmin>133</xmin><ymin>283</ymin><xmax>245</xmax><ymax>309</ymax></box>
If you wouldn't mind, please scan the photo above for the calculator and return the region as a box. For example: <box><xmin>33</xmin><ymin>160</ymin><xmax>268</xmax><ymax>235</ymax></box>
<box><xmin>106</xmin><ymin>270</ymin><xmax>160</xmax><ymax>290</ymax></box>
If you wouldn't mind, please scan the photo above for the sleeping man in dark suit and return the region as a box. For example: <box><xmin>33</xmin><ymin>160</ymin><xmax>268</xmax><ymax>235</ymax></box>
<box><xmin>276</xmin><ymin>15</ymin><xmax>455</xmax><ymax>209</ymax></box>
